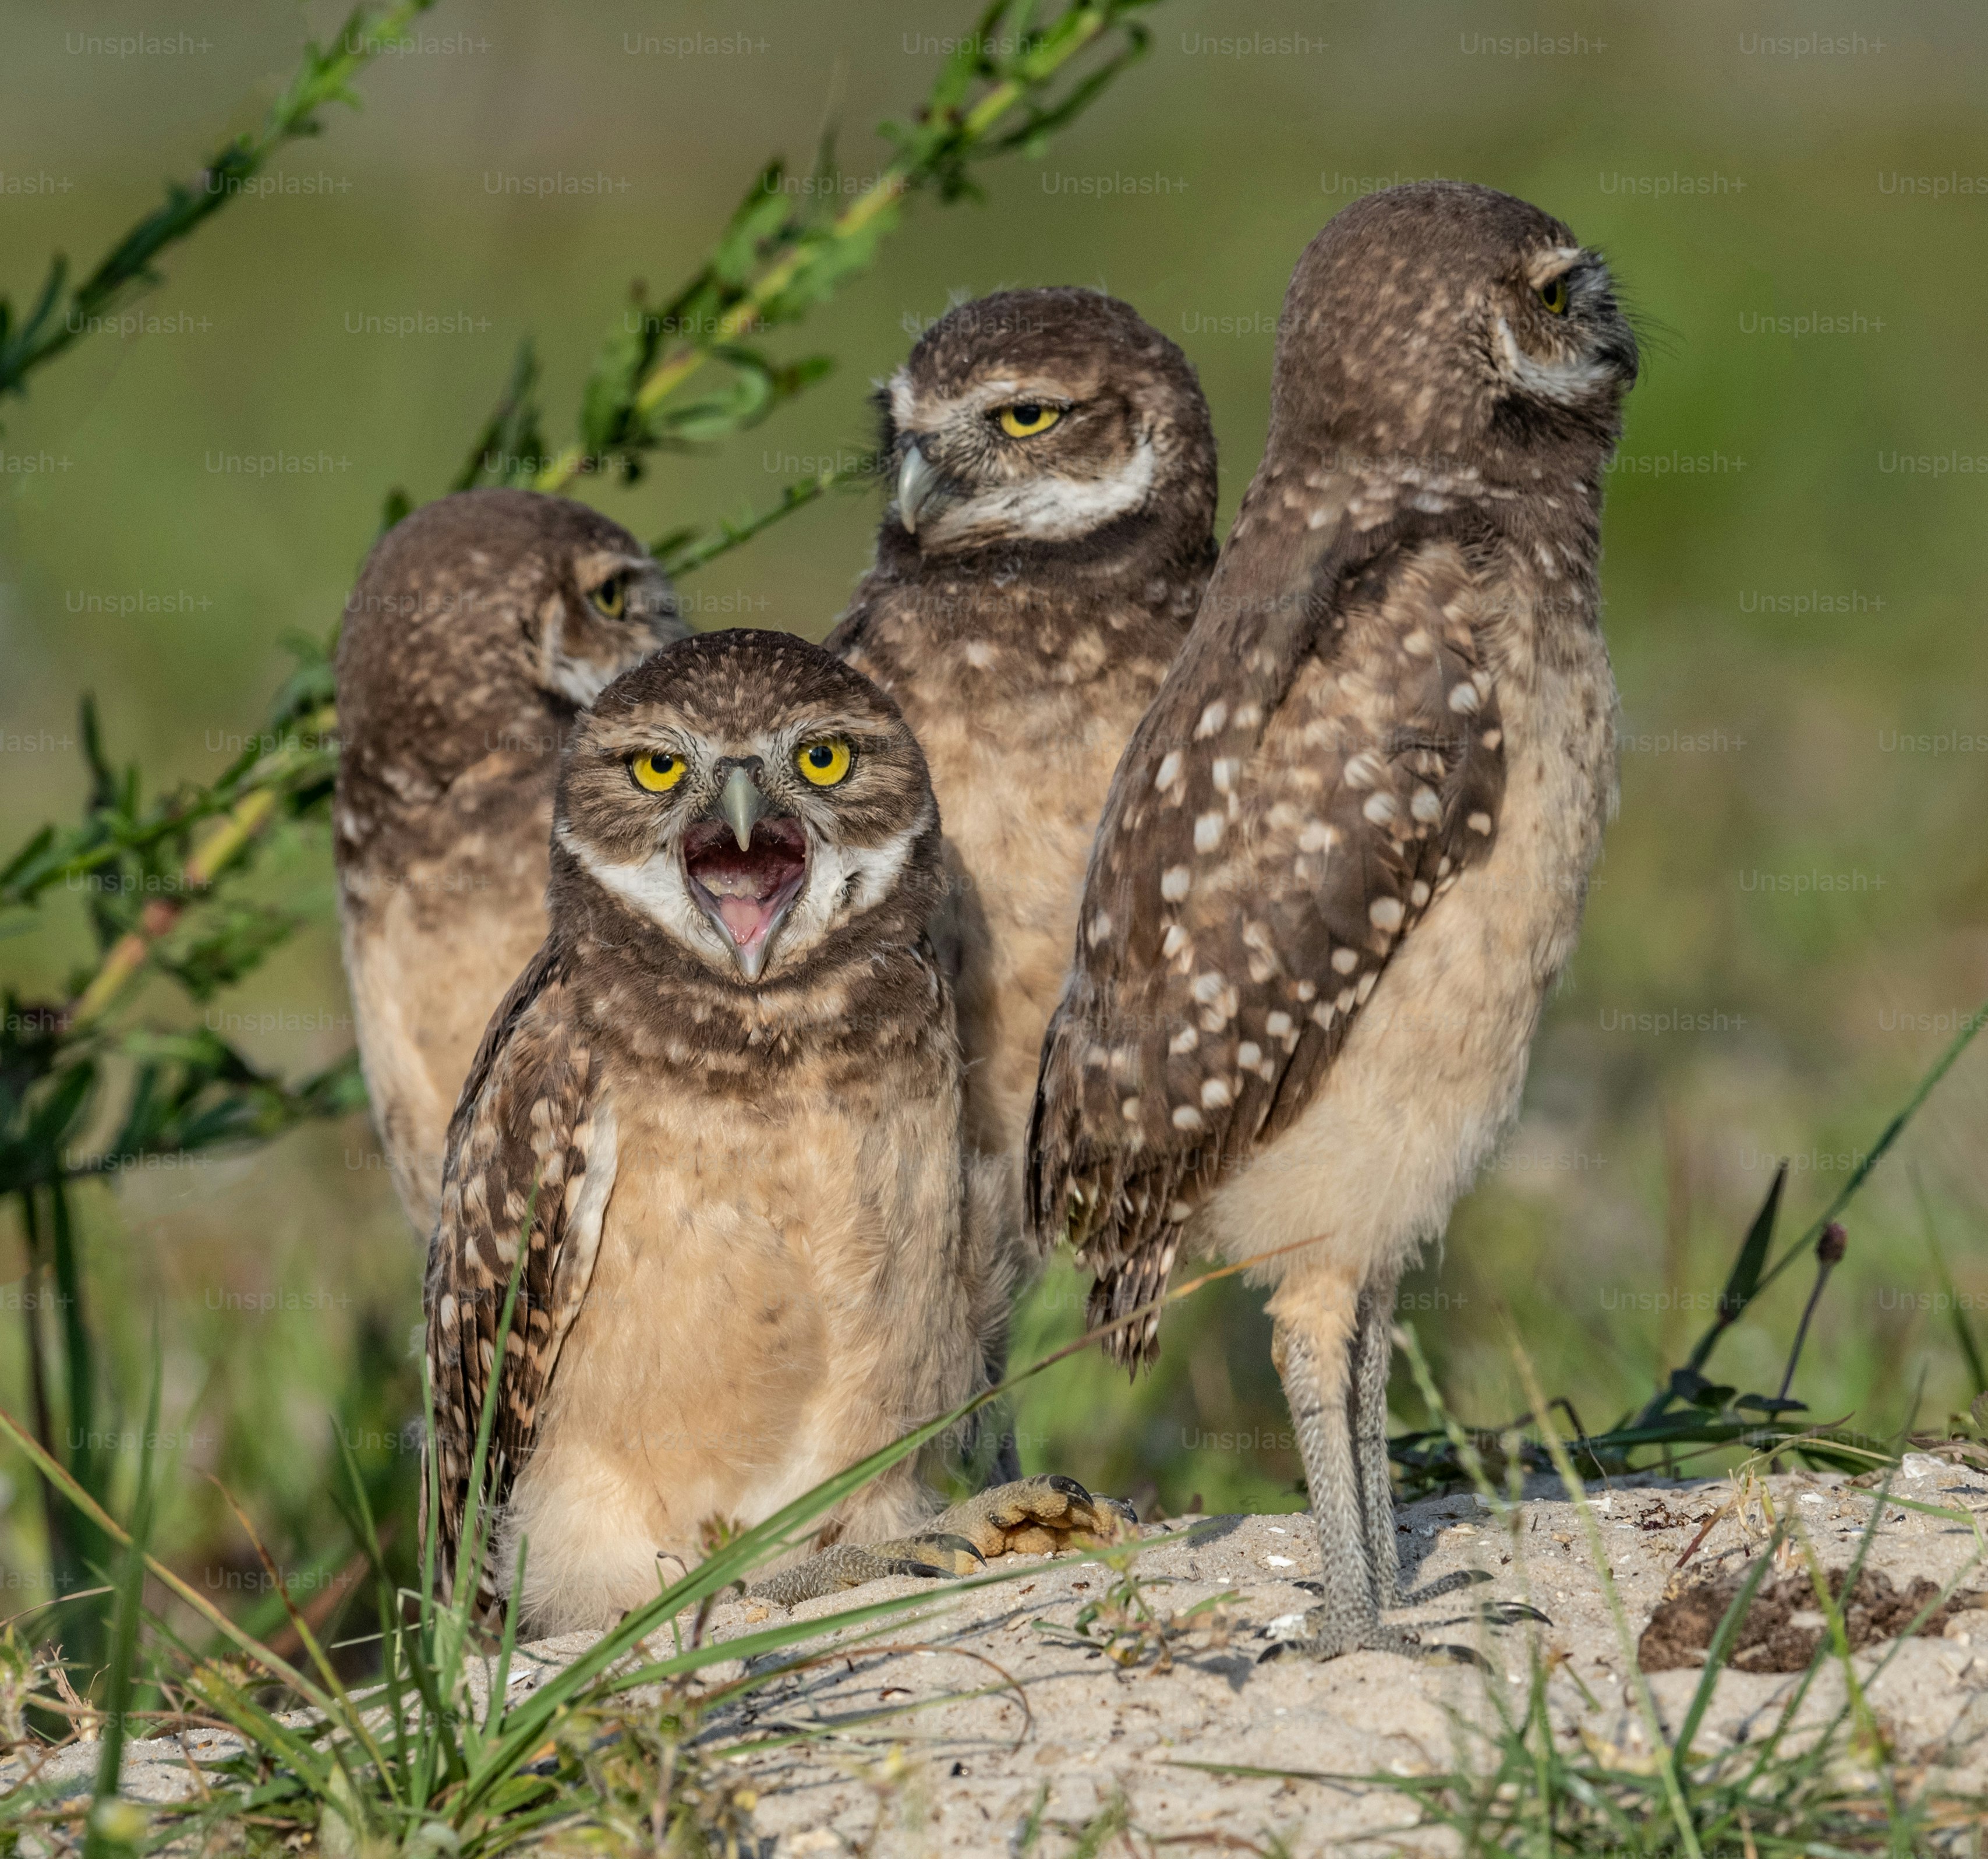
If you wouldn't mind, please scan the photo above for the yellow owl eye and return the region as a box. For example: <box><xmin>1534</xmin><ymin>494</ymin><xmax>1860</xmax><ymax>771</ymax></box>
<box><xmin>1537</xmin><ymin>275</ymin><xmax>1569</xmax><ymax>316</ymax></box>
<box><xmin>996</xmin><ymin>402</ymin><xmax>1063</xmax><ymax>439</ymax></box>
<box><xmin>795</xmin><ymin>737</ymin><xmax>852</xmax><ymax>786</ymax></box>
<box><xmin>591</xmin><ymin>573</ymin><xmax>628</xmax><ymax>619</ymax></box>
<box><xmin>631</xmin><ymin>751</ymin><xmax>685</xmax><ymax>792</ymax></box>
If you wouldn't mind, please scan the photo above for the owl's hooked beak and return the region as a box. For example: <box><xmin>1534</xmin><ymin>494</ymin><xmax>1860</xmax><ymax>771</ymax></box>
<box><xmin>718</xmin><ymin>764</ymin><xmax>769</xmax><ymax>851</ymax></box>
<box><xmin>896</xmin><ymin>442</ymin><xmax>944</xmax><ymax>536</ymax></box>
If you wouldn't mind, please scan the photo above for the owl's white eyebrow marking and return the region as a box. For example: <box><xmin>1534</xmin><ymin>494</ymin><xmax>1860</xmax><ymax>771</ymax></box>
<box><xmin>1527</xmin><ymin>243</ymin><xmax>1587</xmax><ymax>288</ymax></box>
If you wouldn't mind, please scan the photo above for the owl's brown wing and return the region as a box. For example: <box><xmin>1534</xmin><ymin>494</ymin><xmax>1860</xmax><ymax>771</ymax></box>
<box><xmin>425</xmin><ymin>939</ymin><xmax>615</xmax><ymax>1608</ymax></box>
<box><xmin>1027</xmin><ymin>513</ymin><xmax>1506</xmax><ymax>1364</ymax></box>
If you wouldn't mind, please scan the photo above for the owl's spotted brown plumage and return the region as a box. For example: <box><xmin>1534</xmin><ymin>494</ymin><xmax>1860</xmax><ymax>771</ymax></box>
<box><xmin>334</xmin><ymin>488</ymin><xmax>684</xmax><ymax>1234</ymax></box>
<box><xmin>425</xmin><ymin>629</ymin><xmax>1123</xmax><ymax>1632</ymax></box>
<box><xmin>825</xmin><ymin>288</ymin><xmax>1218</xmax><ymax>1404</ymax></box>
<box><xmin>1029</xmin><ymin>183</ymin><xmax>1639</xmax><ymax>1660</ymax></box>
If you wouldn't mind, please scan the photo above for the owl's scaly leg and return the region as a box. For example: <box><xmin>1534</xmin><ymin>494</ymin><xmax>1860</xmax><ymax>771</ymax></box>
<box><xmin>746</xmin><ymin>1535</ymin><xmax>985</xmax><ymax>1609</ymax></box>
<box><xmin>1350</xmin><ymin>1270</ymin><xmax>1402</xmax><ymax>1610</ymax></box>
<box><xmin>1273</xmin><ymin>1303</ymin><xmax>1487</xmax><ymax>1664</ymax></box>
<box><xmin>747</xmin><ymin>1475</ymin><xmax>1134</xmax><ymax>1609</ymax></box>
<box><xmin>1272</xmin><ymin>1314</ymin><xmax>1420</xmax><ymax>1658</ymax></box>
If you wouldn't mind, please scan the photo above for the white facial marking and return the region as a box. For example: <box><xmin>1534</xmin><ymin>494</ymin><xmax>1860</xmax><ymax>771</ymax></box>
<box><xmin>1527</xmin><ymin>244</ymin><xmax>1586</xmax><ymax>287</ymax></box>
<box><xmin>1493</xmin><ymin>314</ymin><xmax>1613</xmax><ymax>406</ymax></box>
<box><xmin>780</xmin><ymin>807</ymin><xmax>928</xmax><ymax>960</ymax></box>
<box><xmin>921</xmin><ymin>436</ymin><xmax>1157</xmax><ymax>547</ymax></box>
<box><xmin>548</xmin><ymin>653</ymin><xmax>615</xmax><ymax>707</ymax></box>
<box><xmin>560</xmin><ymin>825</ymin><xmax>719</xmax><ymax>960</ymax></box>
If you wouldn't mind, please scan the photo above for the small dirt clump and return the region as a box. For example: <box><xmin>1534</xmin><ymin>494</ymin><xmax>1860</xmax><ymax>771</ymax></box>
<box><xmin>1639</xmin><ymin>1563</ymin><xmax>1967</xmax><ymax>1673</ymax></box>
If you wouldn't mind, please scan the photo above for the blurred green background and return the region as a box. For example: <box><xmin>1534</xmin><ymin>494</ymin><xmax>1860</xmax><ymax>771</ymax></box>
<box><xmin>3</xmin><ymin>0</ymin><xmax>1986</xmax><ymax>1602</ymax></box>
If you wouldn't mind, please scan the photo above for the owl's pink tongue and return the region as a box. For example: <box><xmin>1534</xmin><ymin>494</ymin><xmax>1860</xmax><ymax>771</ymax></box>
<box><xmin>715</xmin><ymin>892</ymin><xmax>773</xmax><ymax>945</ymax></box>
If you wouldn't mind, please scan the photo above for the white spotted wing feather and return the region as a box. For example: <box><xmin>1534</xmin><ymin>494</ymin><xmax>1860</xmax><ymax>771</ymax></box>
<box><xmin>1028</xmin><ymin>517</ymin><xmax>1506</xmax><ymax>1363</ymax></box>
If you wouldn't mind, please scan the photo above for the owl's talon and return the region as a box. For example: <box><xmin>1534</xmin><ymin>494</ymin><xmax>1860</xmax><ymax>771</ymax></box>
<box><xmin>1480</xmin><ymin>1600</ymin><xmax>1551</xmax><ymax>1627</ymax></box>
<box><xmin>932</xmin><ymin>1474</ymin><xmax>1140</xmax><ymax>1560</ymax></box>
<box><xmin>872</xmin><ymin>1532</ymin><xmax>988</xmax><ymax>1579</ymax></box>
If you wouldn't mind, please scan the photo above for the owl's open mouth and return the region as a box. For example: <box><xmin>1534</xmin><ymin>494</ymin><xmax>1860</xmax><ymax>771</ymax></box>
<box><xmin>682</xmin><ymin>817</ymin><xmax>808</xmax><ymax>980</ymax></box>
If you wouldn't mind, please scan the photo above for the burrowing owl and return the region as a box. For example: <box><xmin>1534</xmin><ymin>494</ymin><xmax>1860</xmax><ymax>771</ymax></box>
<box><xmin>334</xmin><ymin>488</ymin><xmax>684</xmax><ymax>1234</ymax></box>
<box><xmin>426</xmin><ymin>629</ymin><xmax>1122</xmax><ymax>1632</ymax></box>
<box><xmin>1029</xmin><ymin>183</ymin><xmax>1638</xmax><ymax>1659</ymax></box>
<box><xmin>824</xmin><ymin>287</ymin><xmax>1218</xmax><ymax>1387</ymax></box>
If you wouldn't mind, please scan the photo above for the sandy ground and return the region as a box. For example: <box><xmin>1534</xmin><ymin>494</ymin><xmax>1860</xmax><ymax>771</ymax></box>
<box><xmin>14</xmin><ymin>1461</ymin><xmax>1988</xmax><ymax>1854</ymax></box>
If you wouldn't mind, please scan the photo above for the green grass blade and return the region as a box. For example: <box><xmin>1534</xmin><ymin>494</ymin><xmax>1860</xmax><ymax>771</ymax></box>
<box><xmin>1673</xmin><ymin>1518</ymin><xmax>1787</xmax><ymax>1758</ymax></box>
<box><xmin>82</xmin><ymin>1347</ymin><xmax>161</xmax><ymax>1858</ymax></box>
<box><xmin>1672</xmin><ymin>999</ymin><xmax>1988</xmax><ymax>1389</ymax></box>
<box><xmin>1916</xmin><ymin>1169</ymin><xmax>1987</xmax><ymax>1398</ymax></box>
